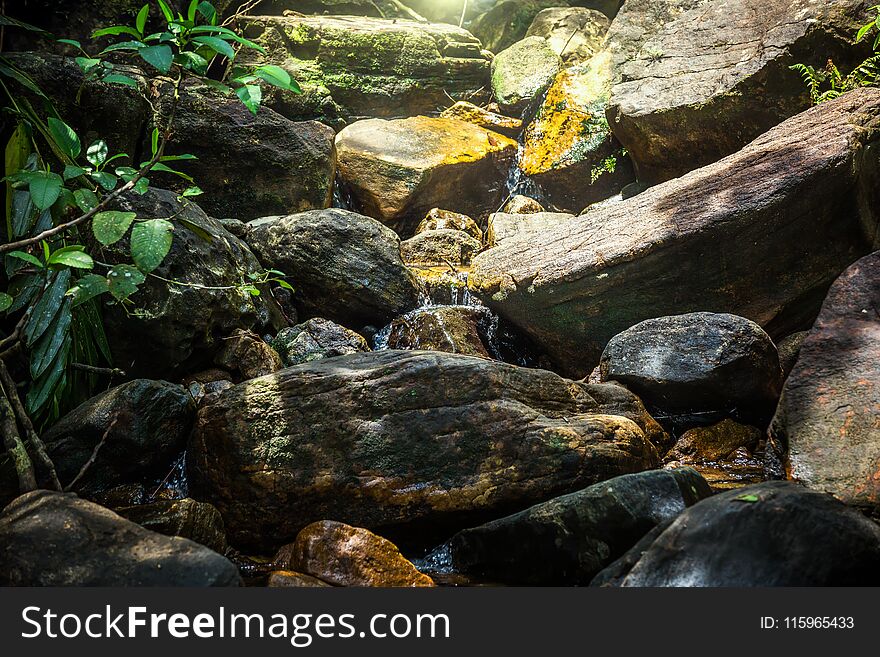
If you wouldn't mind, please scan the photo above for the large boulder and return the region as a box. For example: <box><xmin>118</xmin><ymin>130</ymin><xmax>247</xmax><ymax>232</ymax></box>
<box><xmin>486</xmin><ymin>211</ymin><xmax>574</xmax><ymax>248</ymax></box>
<box><xmin>592</xmin><ymin>482</ymin><xmax>880</xmax><ymax>586</ymax></box>
<box><xmin>526</xmin><ymin>7</ymin><xmax>610</xmax><ymax>65</ymax></box>
<box><xmin>240</xmin><ymin>15</ymin><xmax>490</xmax><ymax>123</ymax></box>
<box><xmin>275</xmin><ymin>521</ymin><xmax>434</xmax><ymax>587</ymax></box>
<box><xmin>104</xmin><ymin>189</ymin><xmax>281</xmax><ymax>378</ymax></box>
<box><xmin>335</xmin><ymin>117</ymin><xmax>518</xmax><ymax>237</ymax></box>
<box><xmin>189</xmin><ymin>350</ymin><xmax>664</xmax><ymax>549</ymax></box>
<box><xmin>0</xmin><ymin>380</ymin><xmax>193</xmax><ymax>504</ymax></box>
<box><xmin>471</xmin><ymin>0</ymin><xmax>572</xmax><ymax>53</ymax></box>
<box><xmin>160</xmin><ymin>89</ymin><xmax>336</xmax><ymax>221</ymax></box>
<box><xmin>114</xmin><ymin>498</ymin><xmax>227</xmax><ymax>554</ymax></box>
<box><xmin>440</xmin><ymin>102</ymin><xmax>523</xmax><ymax>139</ymax></box>
<box><xmin>490</xmin><ymin>36</ymin><xmax>561</xmax><ymax>116</ymax></box>
<box><xmin>0</xmin><ymin>491</ymin><xmax>241</xmax><ymax>586</ymax></box>
<box><xmin>770</xmin><ymin>251</ymin><xmax>880</xmax><ymax>511</ymax></box>
<box><xmin>470</xmin><ymin>89</ymin><xmax>880</xmax><ymax>376</ymax></box>
<box><xmin>599</xmin><ymin>313</ymin><xmax>784</xmax><ymax>425</ymax></box>
<box><xmin>400</xmin><ymin>230</ymin><xmax>482</xmax><ymax>267</ymax></box>
<box><xmin>246</xmin><ymin>209</ymin><xmax>423</xmax><ymax>329</ymax></box>
<box><xmin>607</xmin><ymin>0</ymin><xmax>873</xmax><ymax>184</ymax></box>
<box><xmin>450</xmin><ymin>468</ymin><xmax>712</xmax><ymax>584</ymax></box>
<box><xmin>376</xmin><ymin>306</ymin><xmax>493</xmax><ymax>357</ymax></box>
<box><xmin>271</xmin><ymin>318</ymin><xmax>370</xmax><ymax>367</ymax></box>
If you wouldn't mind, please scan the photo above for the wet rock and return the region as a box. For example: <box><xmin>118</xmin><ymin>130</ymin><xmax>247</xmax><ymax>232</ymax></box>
<box><xmin>103</xmin><ymin>189</ymin><xmax>281</xmax><ymax>378</ymax></box>
<box><xmin>0</xmin><ymin>380</ymin><xmax>193</xmax><ymax>503</ymax></box>
<box><xmin>0</xmin><ymin>491</ymin><xmax>240</xmax><ymax>586</ymax></box>
<box><xmin>160</xmin><ymin>89</ymin><xmax>336</xmax><ymax>220</ymax></box>
<box><xmin>246</xmin><ymin>209</ymin><xmax>423</xmax><ymax>329</ymax></box>
<box><xmin>592</xmin><ymin>482</ymin><xmax>880</xmax><ymax>586</ymax></box>
<box><xmin>114</xmin><ymin>498</ymin><xmax>227</xmax><ymax>554</ymax></box>
<box><xmin>214</xmin><ymin>330</ymin><xmax>283</xmax><ymax>381</ymax></box>
<box><xmin>471</xmin><ymin>0</ymin><xmax>569</xmax><ymax>53</ymax></box>
<box><xmin>777</xmin><ymin>331</ymin><xmax>808</xmax><ymax>378</ymax></box>
<box><xmin>526</xmin><ymin>7</ymin><xmax>610</xmax><ymax>65</ymax></box>
<box><xmin>267</xmin><ymin>570</ymin><xmax>332</xmax><ymax>587</ymax></box>
<box><xmin>275</xmin><ymin>521</ymin><xmax>434</xmax><ymax>587</ymax></box>
<box><xmin>666</xmin><ymin>448</ymin><xmax>766</xmax><ymax>493</ymax></box>
<box><xmin>240</xmin><ymin>15</ymin><xmax>489</xmax><ymax>122</ymax></box>
<box><xmin>335</xmin><ymin>117</ymin><xmax>517</xmax><ymax>236</ymax></box>
<box><xmin>440</xmin><ymin>101</ymin><xmax>523</xmax><ymax>139</ymax></box>
<box><xmin>608</xmin><ymin>0</ymin><xmax>872</xmax><ymax>184</ymax></box>
<box><xmin>409</xmin><ymin>269</ymin><xmax>473</xmax><ymax>307</ymax></box>
<box><xmin>416</xmin><ymin>209</ymin><xmax>484</xmax><ymax>242</ymax></box>
<box><xmin>378</xmin><ymin>306</ymin><xmax>492</xmax><ymax>357</ymax></box>
<box><xmin>665</xmin><ymin>419</ymin><xmax>763</xmax><ymax>464</ymax></box>
<box><xmin>470</xmin><ymin>89</ymin><xmax>880</xmax><ymax>375</ymax></box>
<box><xmin>771</xmin><ymin>251</ymin><xmax>880</xmax><ymax>511</ymax></box>
<box><xmin>401</xmin><ymin>230</ymin><xmax>482</xmax><ymax>267</ymax></box>
<box><xmin>503</xmin><ymin>195</ymin><xmax>545</xmax><ymax>214</ymax></box>
<box><xmin>491</xmin><ymin>36</ymin><xmax>561</xmax><ymax>116</ymax></box>
<box><xmin>600</xmin><ymin>313</ymin><xmax>784</xmax><ymax>425</ymax></box>
<box><xmin>271</xmin><ymin>318</ymin><xmax>370</xmax><ymax>367</ymax></box>
<box><xmin>189</xmin><ymin>350</ymin><xmax>664</xmax><ymax>549</ymax></box>
<box><xmin>486</xmin><ymin>212</ymin><xmax>574</xmax><ymax>248</ymax></box>
<box><xmin>450</xmin><ymin>468</ymin><xmax>712</xmax><ymax>584</ymax></box>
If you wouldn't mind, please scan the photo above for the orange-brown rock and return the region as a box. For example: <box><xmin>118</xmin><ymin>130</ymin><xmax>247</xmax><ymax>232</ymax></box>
<box><xmin>440</xmin><ymin>101</ymin><xmax>522</xmax><ymax>139</ymax></box>
<box><xmin>416</xmin><ymin>208</ymin><xmax>483</xmax><ymax>242</ymax></box>
<box><xmin>214</xmin><ymin>330</ymin><xmax>283</xmax><ymax>381</ymax></box>
<box><xmin>276</xmin><ymin>521</ymin><xmax>434</xmax><ymax>587</ymax></box>
<box><xmin>267</xmin><ymin>570</ymin><xmax>332</xmax><ymax>587</ymax></box>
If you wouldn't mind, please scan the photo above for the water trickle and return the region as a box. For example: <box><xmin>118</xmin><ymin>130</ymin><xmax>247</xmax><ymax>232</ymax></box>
<box><xmin>147</xmin><ymin>452</ymin><xmax>189</xmax><ymax>501</ymax></box>
<box><xmin>413</xmin><ymin>541</ymin><xmax>454</xmax><ymax>575</ymax></box>
<box><xmin>331</xmin><ymin>173</ymin><xmax>356</xmax><ymax>211</ymax></box>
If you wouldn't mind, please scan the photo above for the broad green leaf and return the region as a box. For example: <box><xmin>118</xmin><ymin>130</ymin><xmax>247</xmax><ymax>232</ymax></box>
<box><xmin>26</xmin><ymin>338</ymin><xmax>70</xmax><ymax>415</ymax></box>
<box><xmin>89</xmin><ymin>170</ymin><xmax>118</xmax><ymax>190</ymax></box>
<box><xmin>63</xmin><ymin>165</ymin><xmax>85</xmax><ymax>181</ymax></box>
<box><xmin>138</xmin><ymin>44</ymin><xmax>173</xmax><ymax>73</ymax></box>
<box><xmin>92</xmin><ymin>210</ymin><xmax>136</xmax><ymax>245</ymax></box>
<box><xmin>28</xmin><ymin>171</ymin><xmax>63</xmax><ymax>210</ymax></box>
<box><xmin>102</xmin><ymin>73</ymin><xmax>140</xmax><ymax>88</ymax></box>
<box><xmin>235</xmin><ymin>84</ymin><xmax>262</xmax><ymax>115</ymax></box>
<box><xmin>136</xmin><ymin>4</ymin><xmax>150</xmax><ymax>35</ymax></box>
<box><xmin>157</xmin><ymin>0</ymin><xmax>175</xmax><ymax>23</ymax></box>
<box><xmin>181</xmin><ymin>185</ymin><xmax>203</xmax><ymax>197</ymax></box>
<box><xmin>24</xmin><ymin>269</ymin><xmax>71</xmax><ymax>347</ymax></box>
<box><xmin>255</xmin><ymin>65</ymin><xmax>300</xmax><ymax>93</ymax></box>
<box><xmin>47</xmin><ymin>247</ymin><xmax>94</xmax><ymax>270</ymax></box>
<box><xmin>74</xmin><ymin>57</ymin><xmax>101</xmax><ymax>75</ymax></box>
<box><xmin>177</xmin><ymin>216</ymin><xmax>213</xmax><ymax>242</ymax></box>
<box><xmin>193</xmin><ymin>35</ymin><xmax>236</xmax><ymax>60</ymax></box>
<box><xmin>92</xmin><ymin>25</ymin><xmax>143</xmax><ymax>39</ymax></box>
<box><xmin>67</xmin><ymin>274</ymin><xmax>110</xmax><ymax>306</ymax></box>
<box><xmin>131</xmin><ymin>218</ymin><xmax>173</xmax><ymax>272</ymax></box>
<box><xmin>197</xmin><ymin>1</ymin><xmax>217</xmax><ymax>23</ymax></box>
<box><xmin>107</xmin><ymin>264</ymin><xmax>146</xmax><ymax>301</ymax></box>
<box><xmin>7</xmin><ymin>273</ymin><xmax>43</xmax><ymax>313</ymax></box>
<box><xmin>188</xmin><ymin>25</ymin><xmax>264</xmax><ymax>52</ymax></box>
<box><xmin>57</xmin><ymin>39</ymin><xmax>82</xmax><ymax>49</ymax></box>
<box><xmin>86</xmin><ymin>140</ymin><xmax>109</xmax><ymax>167</ymax></box>
<box><xmin>735</xmin><ymin>494</ymin><xmax>760</xmax><ymax>503</ymax></box>
<box><xmin>100</xmin><ymin>40</ymin><xmax>146</xmax><ymax>54</ymax></box>
<box><xmin>73</xmin><ymin>188</ymin><xmax>99</xmax><ymax>212</ymax></box>
<box><xmin>276</xmin><ymin>279</ymin><xmax>294</xmax><ymax>291</ymax></box>
<box><xmin>30</xmin><ymin>298</ymin><xmax>72</xmax><ymax>378</ymax></box>
<box><xmin>0</xmin><ymin>293</ymin><xmax>13</xmax><ymax>312</ymax></box>
<box><xmin>857</xmin><ymin>23</ymin><xmax>873</xmax><ymax>42</ymax></box>
<box><xmin>200</xmin><ymin>78</ymin><xmax>232</xmax><ymax>94</ymax></box>
<box><xmin>175</xmin><ymin>50</ymin><xmax>208</xmax><ymax>75</ymax></box>
<box><xmin>77</xmin><ymin>298</ymin><xmax>112</xmax><ymax>363</ymax></box>
<box><xmin>8</xmin><ymin>250</ymin><xmax>44</xmax><ymax>268</ymax></box>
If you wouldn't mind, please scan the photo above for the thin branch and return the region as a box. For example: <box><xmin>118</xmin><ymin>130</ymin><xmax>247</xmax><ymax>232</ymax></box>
<box><xmin>0</xmin><ymin>357</ymin><xmax>61</xmax><ymax>490</ymax></box>
<box><xmin>0</xmin><ymin>384</ymin><xmax>36</xmax><ymax>494</ymax></box>
<box><xmin>70</xmin><ymin>362</ymin><xmax>126</xmax><ymax>377</ymax></box>
<box><xmin>459</xmin><ymin>0</ymin><xmax>468</xmax><ymax>28</ymax></box>
<box><xmin>64</xmin><ymin>416</ymin><xmax>118</xmax><ymax>492</ymax></box>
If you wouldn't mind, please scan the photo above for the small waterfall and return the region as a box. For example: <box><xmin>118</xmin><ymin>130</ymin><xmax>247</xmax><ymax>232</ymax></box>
<box><xmin>500</xmin><ymin>144</ymin><xmax>547</xmax><ymax>211</ymax></box>
<box><xmin>331</xmin><ymin>173</ymin><xmax>356</xmax><ymax>210</ymax></box>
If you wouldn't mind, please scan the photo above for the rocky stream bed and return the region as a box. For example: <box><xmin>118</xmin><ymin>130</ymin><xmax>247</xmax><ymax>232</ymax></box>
<box><xmin>1</xmin><ymin>0</ymin><xmax>880</xmax><ymax>587</ymax></box>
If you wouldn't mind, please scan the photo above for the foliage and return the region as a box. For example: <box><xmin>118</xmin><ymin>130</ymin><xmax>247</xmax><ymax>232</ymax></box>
<box><xmin>791</xmin><ymin>5</ymin><xmax>880</xmax><ymax>104</ymax></box>
<box><xmin>0</xmin><ymin>2</ymin><xmax>299</xmax><ymax>425</ymax></box>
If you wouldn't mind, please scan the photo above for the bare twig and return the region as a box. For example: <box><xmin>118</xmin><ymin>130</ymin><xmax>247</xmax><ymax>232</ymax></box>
<box><xmin>0</xmin><ymin>358</ymin><xmax>60</xmax><ymax>490</ymax></box>
<box><xmin>459</xmin><ymin>0</ymin><xmax>468</xmax><ymax>28</ymax></box>
<box><xmin>0</xmin><ymin>385</ymin><xmax>36</xmax><ymax>494</ymax></box>
<box><xmin>64</xmin><ymin>416</ymin><xmax>118</xmax><ymax>492</ymax></box>
<box><xmin>70</xmin><ymin>362</ymin><xmax>126</xmax><ymax>377</ymax></box>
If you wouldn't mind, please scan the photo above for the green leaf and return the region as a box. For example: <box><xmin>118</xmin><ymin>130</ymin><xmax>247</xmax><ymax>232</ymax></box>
<box><xmin>151</xmin><ymin>127</ymin><xmax>160</xmax><ymax>157</ymax></box>
<box><xmin>30</xmin><ymin>298</ymin><xmax>72</xmax><ymax>378</ymax></box>
<box><xmin>89</xmin><ymin>170</ymin><xmax>118</xmax><ymax>190</ymax></box>
<box><xmin>74</xmin><ymin>57</ymin><xmax>102</xmax><ymax>76</ymax></box>
<box><xmin>92</xmin><ymin>25</ymin><xmax>143</xmax><ymax>39</ymax></box>
<box><xmin>187</xmin><ymin>0</ymin><xmax>200</xmax><ymax>22</ymax></box>
<box><xmin>181</xmin><ymin>185</ymin><xmax>203</xmax><ymax>197</ymax></box>
<box><xmin>92</xmin><ymin>210</ymin><xmax>137</xmax><ymax>245</ymax></box>
<box><xmin>100</xmin><ymin>40</ymin><xmax>147</xmax><ymax>54</ymax></box>
<box><xmin>24</xmin><ymin>269</ymin><xmax>71</xmax><ymax>347</ymax></box>
<box><xmin>7</xmin><ymin>274</ymin><xmax>43</xmax><ymax>314</ymax></box>
<box><xmin>857</xmin><ymin>23</ymin><xmax>874</xmax><ymax>42</ymax></box>
<box><xmin>138</xmin><ymin>44</ymin><xmax>173</xmax><ymax>73</ymax></box>
<box><xmin>276</xmin><ymin>279</ymin><xmax>294</xmax><ymax>291</ymax></box>
<box><xmin>102</xmin><ymin>73</ymin><xmax>140</xmax><ymax>88</ymax></box>
<box><xmin>63</xmin><ymin>165</ymin><xmax>85</xmax><ymax>181</ymax></box>
<box><xmin>131</xmin><ymin>218</ymin><xmax>173</xmax><ymax>272</ymax></box>
<box><xmin>177</xmin><ymin>216</ymin><xmax>213</xmax><ymax>242</ymax></box>
<box><xmin>57</xmin><ymin>39</ymin><xmax>83</xmax><ymax>50</ymax></box>
<box><xmin>29</xmin><ymin>171</ymin><xmax>63</xmax><ymax>210</ymax></box>
<box><xmin>73</xmin><ymin>188</ymin><xmax>99</xmax><ymax>213</ymax></box>
<box><xmin>86</xmin><ymin>140</ymin><xmax>109</xmax><ymax>168</ymax></box>
<box><xmin>157</xmin><ymin>0</ymin><xmax>175</xmax><ymax>23</ymax></box>
<box><xmin>193</xmin><ymin>35</ymin><xmax>236</xmax><ymax>60</ymax></box>
<box><xmin>189</xmin><ymin>25</ymin><xmax>264</xmax><ymax>52</ymax></box>
<box><xmin>136</xmin><ymin>4</ymin><xmax>150</xmax><ymax>35</ymax></box>
<box><xmin>107</xmin><ymin>264</ymin><xmax>146</xmax><ymax>301</ymax></box>
<box><xmin>254</xmin><ymin>65</ymin><xmax>301</xmax><ymax>93</ymax></box>
<box><xmin>47</xmin><ymin>246</ymin><xmax>94</xmax><ymax>270</ymax></box>
<box><xmin>175</xmin><ymin>50</ymin><xmax>208</xmax><ymax>75</ymax></box>
<box><xmin>67</xmin><ymin>274</ymin><xmax>110</xmax><ymax>306</ymax></box>
<box><xmin>8</xmin><ymin>250</ymin><xmax>43</xmax><ymax>268</ymax></box>
<box><xmin>200</xmin><ymin>78</ymin><xmax>232</xmax><ymax>94</ymax></box>
<box><xmin>0</xmin><ymin>293</ymin><xmax>13</xmax><ymax>312</ymax></box>
<box><xmin>47</xmin><ymin>118</ymin><xmax>81</xmax><ymax>159</ymax></box>
<box><xmin>148</xmin><ymin>162</ymin><xmax>193</xmax><ymax>182</ymax></box>
<box><xmin>26</xmin><ymin>337</ymin><xmax>70</xmax><ymax>416</ymax></box>
<box><xmin>735</xmin><ymin>494</ymin><xmax>760</xmax><ymax>503</ymax></box>
<box><xmin>235</xmin><ymin>84</ymin><xmax>262</xmax><ymax>115</ymax></box>
<box><xmin>0</xmin><ymin>15</ymin><xmax>49</xmax><ymax>33</ymax></box>
<box><xmin>197</xmin><ymin>1</ymin><xmax>217</xmax><ymax>24</ymax></box>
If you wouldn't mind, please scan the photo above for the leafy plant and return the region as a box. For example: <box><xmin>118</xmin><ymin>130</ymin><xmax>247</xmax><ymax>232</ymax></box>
<box><xmin>0</xmin><ymin>2</ymin><xmax>299</xmax><ymax>492</ymax></box>
<box><xmin>791</xmin><ymin>5</ymin><xmax>880</xmax><ymax>104</ymax></box>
